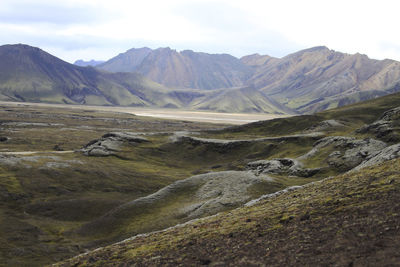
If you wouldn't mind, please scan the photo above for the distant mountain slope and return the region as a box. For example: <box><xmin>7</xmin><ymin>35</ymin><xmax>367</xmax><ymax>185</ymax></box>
<box><xmin>0</xmin><ymin>44</ymin><xmax>181</xmax><ymax>107</ymax></box>
<box><xmin>97</xmin><ymin>47</ymin><xmax>152</xmax><ymax>72</ymax></box>
<box><xmin>74</xmin><ymin>59</ymin><xmax>105</xmax><ymax>67</ymax></box>
<box><xmin>98</xmin><ymin>45</ymin><xmax>400</xmax><ymax>113</ymax></box>
<box><xmin>247</xmin><ymin>46</ymin><xmax>400</xmax><ymax>113</ymax></box>
<box><xmin>0</xmin><ymin>44</ymin><xmax>289</xmax><ymax>114</ymax></box>
<box><xmin>191</xmin><ymin>86</ymin><xmax>293</xmax><ymax>114</ymax></box>
<box><xmin>240</xmin><ymin>53</ymin><xmax>277</xmax><ymax>67</ymax></box>
<box><xmin>98</xmin><ymin>47</ymin><xmax>253</xmax><ymax>90</ymax></box>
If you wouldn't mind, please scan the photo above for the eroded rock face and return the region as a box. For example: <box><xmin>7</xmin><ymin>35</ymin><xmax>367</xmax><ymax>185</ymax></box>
<box><xmin>357</xmin><ymin>106</ymin><xmax>400</xmax><ymax>142</ymax></box>
<box><xmin>82</xmin><ymin>132</ymin><xmax>148</xmax><ymax>156</ymax></box>
<box><xmin>79</xmin><ymin>170</ymin><xmax>272</xmax><ymax>237</ymax></box>
<box><xmin>353</xmin><ymin>143</ymin><xmax>400</xmax><ymax>171</ymax></box>
<box><xmin>246</xmin><ymin>158</ymin><xmax>320</xmax><ymax>177</ymax></box>
<box><xmin>301</xmin><ymin>136</ymin><xmax>387</xmax><ymax>171</ymax></box>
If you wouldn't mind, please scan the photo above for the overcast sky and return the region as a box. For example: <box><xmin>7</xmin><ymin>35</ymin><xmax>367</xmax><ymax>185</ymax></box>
<box><xmin>1</xmin><ymin>0</ymin><xmax>400</xmax><ymax>63</ymax></box>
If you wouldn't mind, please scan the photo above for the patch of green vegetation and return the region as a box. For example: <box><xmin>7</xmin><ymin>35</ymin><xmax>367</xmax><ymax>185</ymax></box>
<box><xmin>55</xmin><ymin>158</ymin><xmax>400</xmax><ymax>266</ymax></box>
<box><xmin>0</xmin><ymin>167</ymin><xmax>22</xmax><ymax>194</ymax></box>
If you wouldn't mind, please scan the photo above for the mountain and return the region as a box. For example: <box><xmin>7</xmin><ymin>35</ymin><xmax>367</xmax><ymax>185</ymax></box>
<box><xmin>98</xmin><ymin>45</ymin><xmax>400</xmax><ymax>113</ymax></box>
<box><xmin>190</xmin><ymin>86</ymin><xmax>292</xmax><ymax>114</ymax></box>
<box><xmin>98</xmin><ymin>47</ymin><xmax>253</xmax><ymax>90</ymax></box>
<box><xmin>2</xmin><ymin>44</ymin><xmax>400</xmax><ymax>115</ymax></box>
<box><xmin>0</xmin><ymin>44</ymin><xmax>288</xmax><ymax>114</ymax></box>
<box><xmin>0</xmin><ymin>44</ymin><xmax>183</xmax><ymax>107</ymax></box>
<box><xmin>247</xmin><ymin>46</ymin><xmax>400</xmax><ymax>113</ymax></box>
<box><xmin>240</xmin><ymin>53</ymin><xmax>278</xmax><ymax>67</ymax></box>
<box><xmin>97</xmin><ymin>47</ymin><xmax>152</xmax><ymax>72</ymax></box>
<box><xmin>74</xmin><ymin>59</ymin><xmax>105</xmax><ymax>67</ymax></box>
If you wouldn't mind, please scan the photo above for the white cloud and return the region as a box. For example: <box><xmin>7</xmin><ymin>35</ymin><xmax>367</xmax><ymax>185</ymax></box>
<box><xmin>0</xmin><ymin>0</ymin><xmax>400</xmax><ymax>62</ymax></box>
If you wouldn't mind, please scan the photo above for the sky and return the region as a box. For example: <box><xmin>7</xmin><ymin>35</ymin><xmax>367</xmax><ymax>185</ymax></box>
<box><xmin>1</xmin><ymin>0</ymin><xmax>400</xmax><ymax>63</ymax></box>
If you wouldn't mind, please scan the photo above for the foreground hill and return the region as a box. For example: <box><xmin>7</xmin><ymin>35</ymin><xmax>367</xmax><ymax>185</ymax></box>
<box><xmin>0</xmin><ymin>91</ymin><xmax>400</xmax><ymax>266</ymax></box>
<box><xmin>55</xmin><ymin>157</ymin><xmax>400</xmax><ymax>266</ymax></box>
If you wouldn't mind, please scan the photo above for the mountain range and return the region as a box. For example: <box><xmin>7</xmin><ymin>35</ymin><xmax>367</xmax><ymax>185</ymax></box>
<box><xmin>1</xmin><ymin>43</ymin><xmax>400</xmax><ymax>114</ymax></box>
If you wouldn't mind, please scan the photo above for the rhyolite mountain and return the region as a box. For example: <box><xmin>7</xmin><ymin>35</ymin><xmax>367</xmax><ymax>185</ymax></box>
<box><xmin>0</xmin><ymin>44</ymin><xmax>287</xmax><ymax>113</ymax></box>
<box><xmin>0</xmin><ymin>44</ymin><xmax>182</xmax><ymax>106</ymax></box>
<box><xmin>98</xmin><ymin>45</ymin><xmax>400</xmax><ymax>113</ymax></box>
<box><xmin>247</xmin><ymin>46</ymin><xmax>400</xmax><ymax>113</ymax></box>
<box><xmin>98</xmin><ymin>47</ymin><xmax>253</xmax><ymax>90</ymax></box>
<box><xmin>2</xmin><ymin>43</ymin><xmax>400</xmax><ymax>114</ymax></box>
<box><xmin>74</xmin><ymin>59</ymin><xmax>105</xmax><ymax>67</ymax></box>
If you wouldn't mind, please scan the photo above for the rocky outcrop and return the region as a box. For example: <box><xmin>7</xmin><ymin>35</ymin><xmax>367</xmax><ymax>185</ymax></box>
<box><xmin>357</xmin><ymin>106</ymin><xmax>400</xmax><ymax>142</ymax></box>
<box><xmin>79</xmin><ymin>170</ymin><xmax>272</xmax><ymax>237</ymax></box>
<box><xmin>173</xmin><ymin>132</ymin><xmax>324</xmax><ymax>150</ymax></box>
<box><xmin>352</xmin><ymin>143</ymin><xmax>400</xmax><ymax>171</ymax></box>
<box><xmin>246</xmin><ymin>158</ymin><xmax>320</xmax><ymax>177</ymax></box>
<box><xmin>306</xmin><ymin>120</ymin><xmax>344</xmax><ymax>132</ymax></box>
<box><xmin>300</xmin><ymin>136</ymin><xmax>387</xmax><ymax>171</ymax></box>
<box><xmin>82</xmin><ymin>132</ymin><xmax>148</xmax><ymax>156</ymax></box>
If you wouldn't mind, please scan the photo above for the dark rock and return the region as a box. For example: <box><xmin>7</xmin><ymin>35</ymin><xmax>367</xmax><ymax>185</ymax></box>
<box><xmin>0</xmin><ymin>136</ymin><xmax>8</xmax><ymax>142</ymax></box>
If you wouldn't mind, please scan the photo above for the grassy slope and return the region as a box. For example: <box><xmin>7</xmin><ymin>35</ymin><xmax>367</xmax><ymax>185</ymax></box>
<box><xmin>0</xmin><ymin>105</ymin><xmax>228</xmax><ymax>267</ymax></box>
<box><xmin>205</xmin><ymin>91</ymin><xmax>400</xmax><ymax>139</ymax></box>
<box><xmin>1</xmin><ymin>91</ymin><xmax>400</xmax><ymax>266</ymax></box>
<box><xmin>55</xmin><ymin>157</ymin><xmax>400</xmax><ymax>266</ymax></box>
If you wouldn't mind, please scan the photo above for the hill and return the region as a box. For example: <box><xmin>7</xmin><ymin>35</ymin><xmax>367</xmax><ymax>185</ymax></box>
<box><xmin>54</xmin><ymin>157</ymin><xmax>400</xmax><ymax>266</ymax></box>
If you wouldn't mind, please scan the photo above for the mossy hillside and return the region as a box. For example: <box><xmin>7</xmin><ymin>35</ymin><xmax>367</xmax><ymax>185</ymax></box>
<box><xmin>55</xmin><ymin>158</ymin><xmax>400</xmax><ymax>266</ymax></box>
<box><xmin>0</xmin><ymin>105</ymin><xmax>230</xmax><ymax>267</ymax></box>
<box><xmin>204</xmin><ymin>91</ymin><xmax>400</xmax><ymax>140</ymax></box>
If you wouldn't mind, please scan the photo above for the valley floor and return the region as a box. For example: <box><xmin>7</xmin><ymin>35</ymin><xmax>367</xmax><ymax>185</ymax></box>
<box><xmin>0</xmin><ymin>101</ymin><xmax>288</xmax><ymax>125</ymax></box>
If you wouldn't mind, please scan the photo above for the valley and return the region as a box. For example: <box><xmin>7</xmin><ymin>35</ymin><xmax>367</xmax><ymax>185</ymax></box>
<box><xmin>0</xmin><ymin>91</ymin><xmax>399</xmax><ymax>266</ymax></box>
<box><xmin>0</xmin><ymin>101</ymin><xmax>288</xmax><ymax>125</ymax></box>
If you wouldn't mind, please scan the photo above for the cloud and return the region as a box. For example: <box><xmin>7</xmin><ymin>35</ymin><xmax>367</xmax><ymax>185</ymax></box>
<box><xmin>0</xmin><ymin>0</ymin><xmax>400</xmax><ymax>62</ymax></box>
<box><xmin>0</xmin><ymin>0</ymin><xmax>112</xmax><ymax>25</ymax></box>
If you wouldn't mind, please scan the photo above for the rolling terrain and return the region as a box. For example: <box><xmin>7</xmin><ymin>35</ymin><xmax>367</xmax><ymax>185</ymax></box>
<box><xmin>0</xmin><ymin>90</ymin><xmax>399</xmax><ymax>266</ymax></box>
<box><xmin>53</xmin><ymin>92</ymin><xmax>400</xmax><ymax>267</ymax></box>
